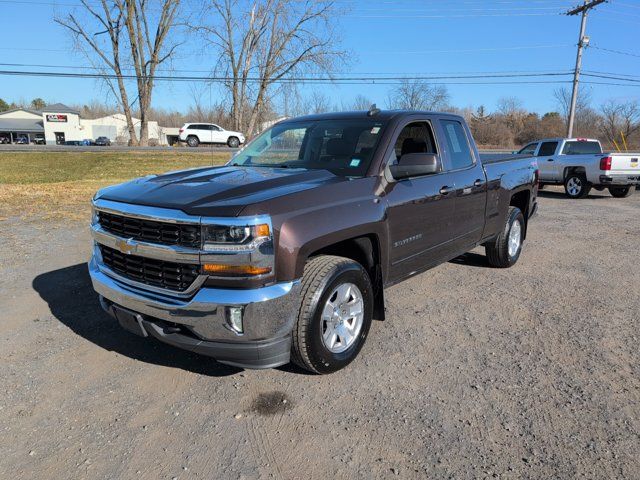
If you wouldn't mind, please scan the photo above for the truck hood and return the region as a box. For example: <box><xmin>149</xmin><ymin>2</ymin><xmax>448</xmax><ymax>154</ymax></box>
<box><xmin>98</xmin><ymin>165</ymin><xmax>346</xmax><ymax>217</ymax></box>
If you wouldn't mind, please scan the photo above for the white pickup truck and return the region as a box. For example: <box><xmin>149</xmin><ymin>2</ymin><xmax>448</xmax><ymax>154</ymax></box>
<box><xmin>517</xmin><ymin>137</ymin><xmax>639</xmax><ymax>198</ymax></box>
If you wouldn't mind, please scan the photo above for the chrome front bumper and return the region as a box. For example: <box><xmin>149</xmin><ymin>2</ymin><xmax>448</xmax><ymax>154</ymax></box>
<box><xmin>89</xmin><ymin>255</ymin><xmax>302</xmax><ymax>343</ymax></box>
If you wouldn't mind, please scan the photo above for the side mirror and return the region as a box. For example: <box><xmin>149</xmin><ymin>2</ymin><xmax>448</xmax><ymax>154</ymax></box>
<box><xmin>512</xmin><ymin>150</ymin><xmax>519</xmax><ymax>155</ymax></box>
<box><xmin>389</xmin><ymin>153</ymin><xmax>441</xmax><ymax>180</ymax></box>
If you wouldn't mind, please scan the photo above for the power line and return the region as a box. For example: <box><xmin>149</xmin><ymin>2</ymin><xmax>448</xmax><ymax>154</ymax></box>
<box><xmin>590</xmin><ymin>45</ymin><xmax>640</xmax><ymax>58</ymax></box>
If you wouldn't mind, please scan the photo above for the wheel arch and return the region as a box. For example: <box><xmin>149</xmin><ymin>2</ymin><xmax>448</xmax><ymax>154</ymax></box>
<box><xmin>304</xmin><ymin>234</ymin><xmax>385</xmax><ymax>321</ymax></box>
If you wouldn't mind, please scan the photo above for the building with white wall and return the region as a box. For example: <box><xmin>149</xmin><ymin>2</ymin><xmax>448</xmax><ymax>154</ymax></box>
<box><xmin>0</xmin><ymin>104</ymin><xmax>175</xmax><ymax>145</ymax></box>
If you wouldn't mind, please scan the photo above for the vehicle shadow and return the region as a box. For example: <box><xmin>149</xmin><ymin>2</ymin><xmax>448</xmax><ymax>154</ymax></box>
<box><xmin>449</xmin><ymin>252</ymin><xmax>491</xmax><ymax>268</ymax></box>
<box><xmin>32</xmin><ymin>263</ymin><xmax>241</xmax><ymax>377</ymax></box>
<box><xmin>538</xmin><ymin>190</ymin><xmax>610</xmax><ymax>200</ymax></box>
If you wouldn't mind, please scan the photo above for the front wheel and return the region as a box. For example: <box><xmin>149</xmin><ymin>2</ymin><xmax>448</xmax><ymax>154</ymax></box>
<box><xmin>564</xmin><ymin>173</ymin><xmax>591</xmax><ymax>198</ymax></box>
<box><xmin>485</xmin><ymin>206</ymin><xmax>525</xmax><ymax>268</ymax></box>
<box><xmin>227</xmin><ymin>136</ymin><xmax>240</xmax><ymax>148</ymax></box>
<box><xmin>608</xmin><ymin>186</ymin><xmax>633</xmax><ymax>198</ymax></box>
<box><xmin>291</xmin><ymin>255</ymin><xmax>373</xmax><ymax>374</ymax></box>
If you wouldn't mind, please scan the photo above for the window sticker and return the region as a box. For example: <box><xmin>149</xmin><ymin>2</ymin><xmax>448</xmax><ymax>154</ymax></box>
<box><xmin>446</xmin><ymin>123</ymin><xmax>462</xmax><ymax>153</ymax></box>
<box><xmin>350</xmin><ymin>158</ymin><xmax>361</xmax><ymax>167</ymax></box>
<box><xmin>371</xmin><ymin>127</ymin><xmax>380</xmax><ymax>134</ymax></box>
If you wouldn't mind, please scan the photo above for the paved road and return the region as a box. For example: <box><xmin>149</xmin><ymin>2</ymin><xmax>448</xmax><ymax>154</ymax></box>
<box><xmin>0</xmin><ymin>144</ymin><xmax>239</xmax><ymax>153</ymax></box>
<box><xmin>1</xmin><ymin>187</ymin><xmax>638</xmax><ymax>479</ymax></box>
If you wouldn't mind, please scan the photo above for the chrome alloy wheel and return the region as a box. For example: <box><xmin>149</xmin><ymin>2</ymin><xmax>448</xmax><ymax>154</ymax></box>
<box><xmin>321</xmin><ymin>283</ymin><xmax>364</xmax><ymax>353</ymax></box>
<box><xmin>566</xmin><ymin>177</ymin><xmax>582</xmax><ymax>196</ymax></box>
<box><xmin>508</xmin><ymin>220</ymin><xmax>522</xmax><ymax>258</ymax></box>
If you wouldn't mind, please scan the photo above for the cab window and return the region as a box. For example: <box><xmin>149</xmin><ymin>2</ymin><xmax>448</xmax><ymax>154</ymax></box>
<box><xmin>390</xmin><ymin>121</ymin><xmax>437</xmax><ymax>164</ymax></box>
<box><xmin>441</xmin><ymin>120</ymin><xmax>474</xmax><ymax>170</ymax></box>
<box><xmin>518</xmin><ymin>143</ymin><xmax>538</xmax><ymax>155</ymax></box>
<box><xmin>537</xmin><ymin>141</ymin><xmax>558</xmax><ymax>156</ymax></box>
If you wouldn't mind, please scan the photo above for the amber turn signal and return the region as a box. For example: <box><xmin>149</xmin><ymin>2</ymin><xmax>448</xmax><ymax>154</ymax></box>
<box><xmin>255</xmin><ymin>223</ymin><xmax>270</xmax><ymax>237</ymax></box>
<box><xmin>202</xmin><ymin>263</ymin><xmax>272</xmax><ymax>276</ymax></box>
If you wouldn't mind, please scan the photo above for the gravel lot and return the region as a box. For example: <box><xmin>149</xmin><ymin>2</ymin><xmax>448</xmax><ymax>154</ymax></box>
<box><xmin>1</xmin><ymin>187</ymin><xmax>638</xmax><ymax>479</ymax></box>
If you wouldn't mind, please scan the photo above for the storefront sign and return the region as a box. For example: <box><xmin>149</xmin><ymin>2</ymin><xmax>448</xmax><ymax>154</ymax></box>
<box><xmin>46</xmin><ymin>114</ymin><xmax>68</xmax><ymax>123</ymax></box>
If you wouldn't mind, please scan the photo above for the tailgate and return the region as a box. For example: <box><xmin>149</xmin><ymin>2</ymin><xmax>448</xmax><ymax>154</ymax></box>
<box><xmin>610</xmin><ymin>153</ymin><xmax>640</xmax><ymax>173</ymax></box>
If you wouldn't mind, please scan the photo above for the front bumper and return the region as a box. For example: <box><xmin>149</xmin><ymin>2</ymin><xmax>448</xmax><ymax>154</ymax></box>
<box><xmin>89</xmin><ymin>256</ymin><xmax>302</xmax><ymax>369</ymax></box>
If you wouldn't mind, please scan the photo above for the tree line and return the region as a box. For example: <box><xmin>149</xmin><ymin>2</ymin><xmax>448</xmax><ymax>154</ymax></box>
<box><xmin>2</xmin><ymin>0</ymin><xmax>637</xmax><ymax>149</ymax></box>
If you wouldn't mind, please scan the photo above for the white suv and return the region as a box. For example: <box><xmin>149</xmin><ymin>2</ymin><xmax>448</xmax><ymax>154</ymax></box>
<box><xmin>178</xmin><ymin>123</ymin><xmax>245</xmax><ymax>148</ymax></box>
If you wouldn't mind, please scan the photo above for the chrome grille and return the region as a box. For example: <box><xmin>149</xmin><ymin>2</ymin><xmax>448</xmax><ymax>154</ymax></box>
<box><xmin>99</xmin><ymin>245</ymin><xmax>199</xmax><ymax>292</ymax></box>
<box><xmin>98</xmin><ymin>211</ymin><xmax>201</xmax><ymax>248</ymax></box>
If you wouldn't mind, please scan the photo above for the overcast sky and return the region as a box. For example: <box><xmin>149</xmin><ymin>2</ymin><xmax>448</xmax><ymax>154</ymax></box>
<box><xmin>0</xmin><ymin>0</ymin><xmax>638</xmax><ymax>115</ymax></box>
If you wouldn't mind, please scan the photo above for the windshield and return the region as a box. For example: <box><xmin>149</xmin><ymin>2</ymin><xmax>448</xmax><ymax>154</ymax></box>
<box><xmin>230</xmin><ymin>118</ymin><xmax>386</xmax><ymax>177</ymax></box>
<box><xmin>562</xmin><ymin>140</ymin><xmax>602</xmax><ymax>155</ymax></box>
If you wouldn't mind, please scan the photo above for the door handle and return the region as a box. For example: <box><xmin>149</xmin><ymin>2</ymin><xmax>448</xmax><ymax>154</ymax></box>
<box><xmin>473</xmin><ymin>179</ymin><xmax>484</xmax><ymax>187</ymax></box>
<box><xmin>440</xmin><ymin>186</ymin><xmax>454</xmax><ymax>195</ymax></box>
<box><xmin>547</xmin><ymin>158</ymin><xmax>554</xmax><ymax>162</ymax></box>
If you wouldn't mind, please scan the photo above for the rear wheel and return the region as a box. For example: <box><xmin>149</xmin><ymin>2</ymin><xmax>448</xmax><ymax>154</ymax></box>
<box><xmin>227</xmin><ymin>136</ymin><xmax>240</xmax><ymax>148</ymax></box>
<box><xmin>485</xmin><ymin>206</ymin><xmax>524</xmax><ymax>268</ymax></box>
<box><xmin>608</xmin><ymin>186</ymin><xmax>633</xmax><ymax>198</ymax></box>
<box><xmin>187</xmin><ymin>136</ymin><xmax>199</xmax><ymax>147</ymax></box>
<box><xmin>564</xmin><ymin>173</ymin><xmax>591</xmax><ymax>198</ymax></box>
<box><xmin>291</xmin><ymin>255</ymin><xmax>373</xmax><ymax>374</ymax></box>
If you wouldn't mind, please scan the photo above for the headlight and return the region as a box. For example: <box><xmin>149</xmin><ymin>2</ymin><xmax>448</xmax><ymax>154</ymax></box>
<box><xmin>201</xmin><ymin>220</ymin><xmax>274</xmax><ymax>277</ymax></box>
<box><xmin>202</xmin><ymin>223</ymin><xmax>271</xmax><ymax>252</ymax></box>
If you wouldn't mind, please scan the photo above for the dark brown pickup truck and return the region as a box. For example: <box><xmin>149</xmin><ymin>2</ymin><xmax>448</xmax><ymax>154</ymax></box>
<box><xmin>89</xmin><ymin>109</ymin><xmax>538</xmax><ymax>374</ymax></box>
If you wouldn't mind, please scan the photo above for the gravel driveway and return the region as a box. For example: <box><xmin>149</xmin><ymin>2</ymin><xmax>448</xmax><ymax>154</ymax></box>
<box><xmin>1</xmin><ymin>187</ymin><xmax>638</xmax><ymax>479</ymax></box>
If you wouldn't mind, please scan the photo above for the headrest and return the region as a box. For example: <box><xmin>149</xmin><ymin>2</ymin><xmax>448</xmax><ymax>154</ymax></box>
<box><xmin>326</xmin><ymin>137</ymin><xmax>351</xmax><ymax>156</ymax></box>
<box><xmin>401</xmin><ymin>138</ymin><xmax>428</xmax><ymax>156</ymax></box>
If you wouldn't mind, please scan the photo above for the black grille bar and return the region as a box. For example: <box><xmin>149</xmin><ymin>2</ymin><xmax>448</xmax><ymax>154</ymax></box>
<box><xmin>98</xmin><ymin>211</ymin><xmax>201</xmax><ymax>249</ymax></box>
<box><xmin>99</xmin><ymin>245</ymin><xmax>199</xmax><ymax>292</ymax></box>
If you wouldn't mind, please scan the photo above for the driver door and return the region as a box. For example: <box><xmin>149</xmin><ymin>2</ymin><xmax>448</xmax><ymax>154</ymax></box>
<box><xmin>384</xmin><ymin>119</ymin><xmax>458</xmax><ymax>283</ymax></box>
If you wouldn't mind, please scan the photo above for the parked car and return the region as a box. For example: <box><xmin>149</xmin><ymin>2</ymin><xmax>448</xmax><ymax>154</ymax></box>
<box><xmin>94</xmin><ymin>136</ymin><xmax>111</xmax><ymax>146</ymax></box>
<box><xmin>178</xmin><ymin>123</ymin><xmax>245</xmax><ymax>148</ymax></box>
<box><xmin>15</xmin><ymin>135</ymin><xmax>29</xmax><ymax>144</ymax></box>
<box><xmin>89</xmin><ymin>110</ymin><xmax>538</xmax><ymax>374</ymax></box>
<box><xmin>0</xmin><ymin>135</ymin><xmax>10</xmax><ymax>144</ymax></box>
<box><xmin>34</xmin><ymin>134</ymin><xmax>46</xmax><ymax>145</ymax></box>
<box><xmin>518</xmin><ymin>137</ymin><xmax>639</xmax><ymax>198</ymax></box>
<box><xmin>65</xmin><ymin>140</ymin><xmax>83</xmax><ymax>146</ymax></box>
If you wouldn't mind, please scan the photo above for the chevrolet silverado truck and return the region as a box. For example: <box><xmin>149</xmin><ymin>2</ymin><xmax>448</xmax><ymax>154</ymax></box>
<box><xmin>89</xmin><ymin>110</ymin><xmax>538</xmax><ymax>374</ymax></box>
<box><xmin>517</xmin><ymin>137</ymin><xmax>639</xmax><ymax>198</ymax></box>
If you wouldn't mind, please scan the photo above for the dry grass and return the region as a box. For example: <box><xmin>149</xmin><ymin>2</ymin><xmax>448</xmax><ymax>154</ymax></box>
<box><xmin>0</xmin><ymin>151</ymin><xmax>230</xmax><ymax>222</ymax></box>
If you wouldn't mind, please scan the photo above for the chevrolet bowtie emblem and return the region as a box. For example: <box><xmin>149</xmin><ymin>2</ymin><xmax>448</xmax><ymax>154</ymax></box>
<box><xmin>115</xmin><ymin>238</ymin><xmax>137</xmax><ymax>255</ymax></box>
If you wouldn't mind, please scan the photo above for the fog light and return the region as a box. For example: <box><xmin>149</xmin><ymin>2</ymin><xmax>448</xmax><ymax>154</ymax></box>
<box><xmin>226</xmin><ymin>306</ymin><xmax>244</xmax><ymax>334</ymax></box>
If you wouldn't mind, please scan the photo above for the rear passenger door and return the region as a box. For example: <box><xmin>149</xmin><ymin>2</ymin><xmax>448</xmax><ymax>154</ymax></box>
<box><xmin>536</xmin><ymin>141</ymin><xmax>559</xmax><ymax>181</ymax></box>
<box><xmin>437</xmin><ymin>118</ymin><xmax>487</xmax><ymax>251</ymax></box>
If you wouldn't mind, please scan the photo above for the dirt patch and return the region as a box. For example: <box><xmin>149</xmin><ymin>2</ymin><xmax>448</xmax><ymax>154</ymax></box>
<box><xmin>250</xmin><ymin>392</ymin><xmax>293</xmax><ymax>416</ymax></box>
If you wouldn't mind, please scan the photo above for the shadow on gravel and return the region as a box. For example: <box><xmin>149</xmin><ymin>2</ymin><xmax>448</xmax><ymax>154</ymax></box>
<box><xmin>538</xmin><ymin>190</ymin><xmax>610</xmax><ymax>200</ymax></box>
<box><xmin>32</xmin><ymin>263</ymin><xmax>241</xmax><ymax>377</ymax></box>
<box><xmin>449</xmin><ymin>252</ymin><xmax>491</xmax><ymax>268</ymax></box>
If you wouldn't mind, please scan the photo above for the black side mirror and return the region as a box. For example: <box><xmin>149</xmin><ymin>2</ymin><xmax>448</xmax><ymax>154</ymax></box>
<box><xmin>389</xmin><ymin>153</ymin><xmax>441</xmax><ymax>180</ymax></box>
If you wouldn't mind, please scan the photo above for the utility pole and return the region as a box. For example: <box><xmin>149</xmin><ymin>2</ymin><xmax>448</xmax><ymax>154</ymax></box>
<box><xmin>565</xmin><ymin>0</ymin><xmax>606</xmax><ymax>138</ymax></box>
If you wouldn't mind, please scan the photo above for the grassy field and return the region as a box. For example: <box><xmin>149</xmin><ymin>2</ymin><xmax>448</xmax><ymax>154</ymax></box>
<box><xmin>0</xmin><ymin>151</ymin><xmax>229</xmax><ymax>221</ymax></box>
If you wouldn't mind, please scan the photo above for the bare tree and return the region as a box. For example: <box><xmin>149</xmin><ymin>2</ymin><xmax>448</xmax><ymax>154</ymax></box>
<box><xmin>56</xmin><ymin>0</ymin><xmax>181</xmax><ymax>145</ymax></box>
<box><xmin>387</xmin><ymin>80</ymin><xmax>449</xmax><ymax>111</ymax></box>
<box><xmin>197</xmin><ymin>0</ymin><xmax>344</xmax><ymax>135</ymax></box>
<box><xmin>351</xmin><ymin>94</ymin><xmax>372</xmax><ymax>111</ymax></box>
<box><xmin>309</xmin><ymin>91</ymin><xmax>332</xmax><ymax>114</ymax></box>
<box><xmin>599</xmin><ymin>99</ymin><xmax>640</xmax><ymax>148</ymax></box>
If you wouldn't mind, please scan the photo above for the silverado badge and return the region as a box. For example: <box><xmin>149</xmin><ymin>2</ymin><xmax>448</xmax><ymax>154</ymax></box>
<box><xmin>115</xmin><ymin>238</ymin><xmax>137</xmax><ymax>255</ymax></box>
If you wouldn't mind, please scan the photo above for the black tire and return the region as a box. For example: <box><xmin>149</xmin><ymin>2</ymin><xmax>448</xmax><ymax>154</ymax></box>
<box><xmin>186</xmin><ymin>136</ymin><xmax>199</xmax><ymax>147</ymax></box>
<box><xmin>291</xmin><ymin>255</ymin><xmax>373</xmax><ymax>374</ymax></box>
<box><xmin>608</xmin><ymin>186</ymin><xmax>633</xmax><ymax>198</ymax></box>
<box><xmin>485</xmin><ymin>206</ymin><xmax>525</xmax><ymax>268</ymax></box>
<box><xmin>564</xmin><ymin>173</ymin><xmax>591</xmax><ymax>198</ymax></box>
<box><xmin>227</xmin><ymin>136</ymin><xmax>240</xmax><ymax>148</ymax></box>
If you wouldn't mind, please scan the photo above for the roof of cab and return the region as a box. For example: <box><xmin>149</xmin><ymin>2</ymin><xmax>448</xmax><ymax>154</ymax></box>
<box><xmin>276</xmin><ymin>109</ymin><xmax>464</xmax><ymax>124</ymax></box>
